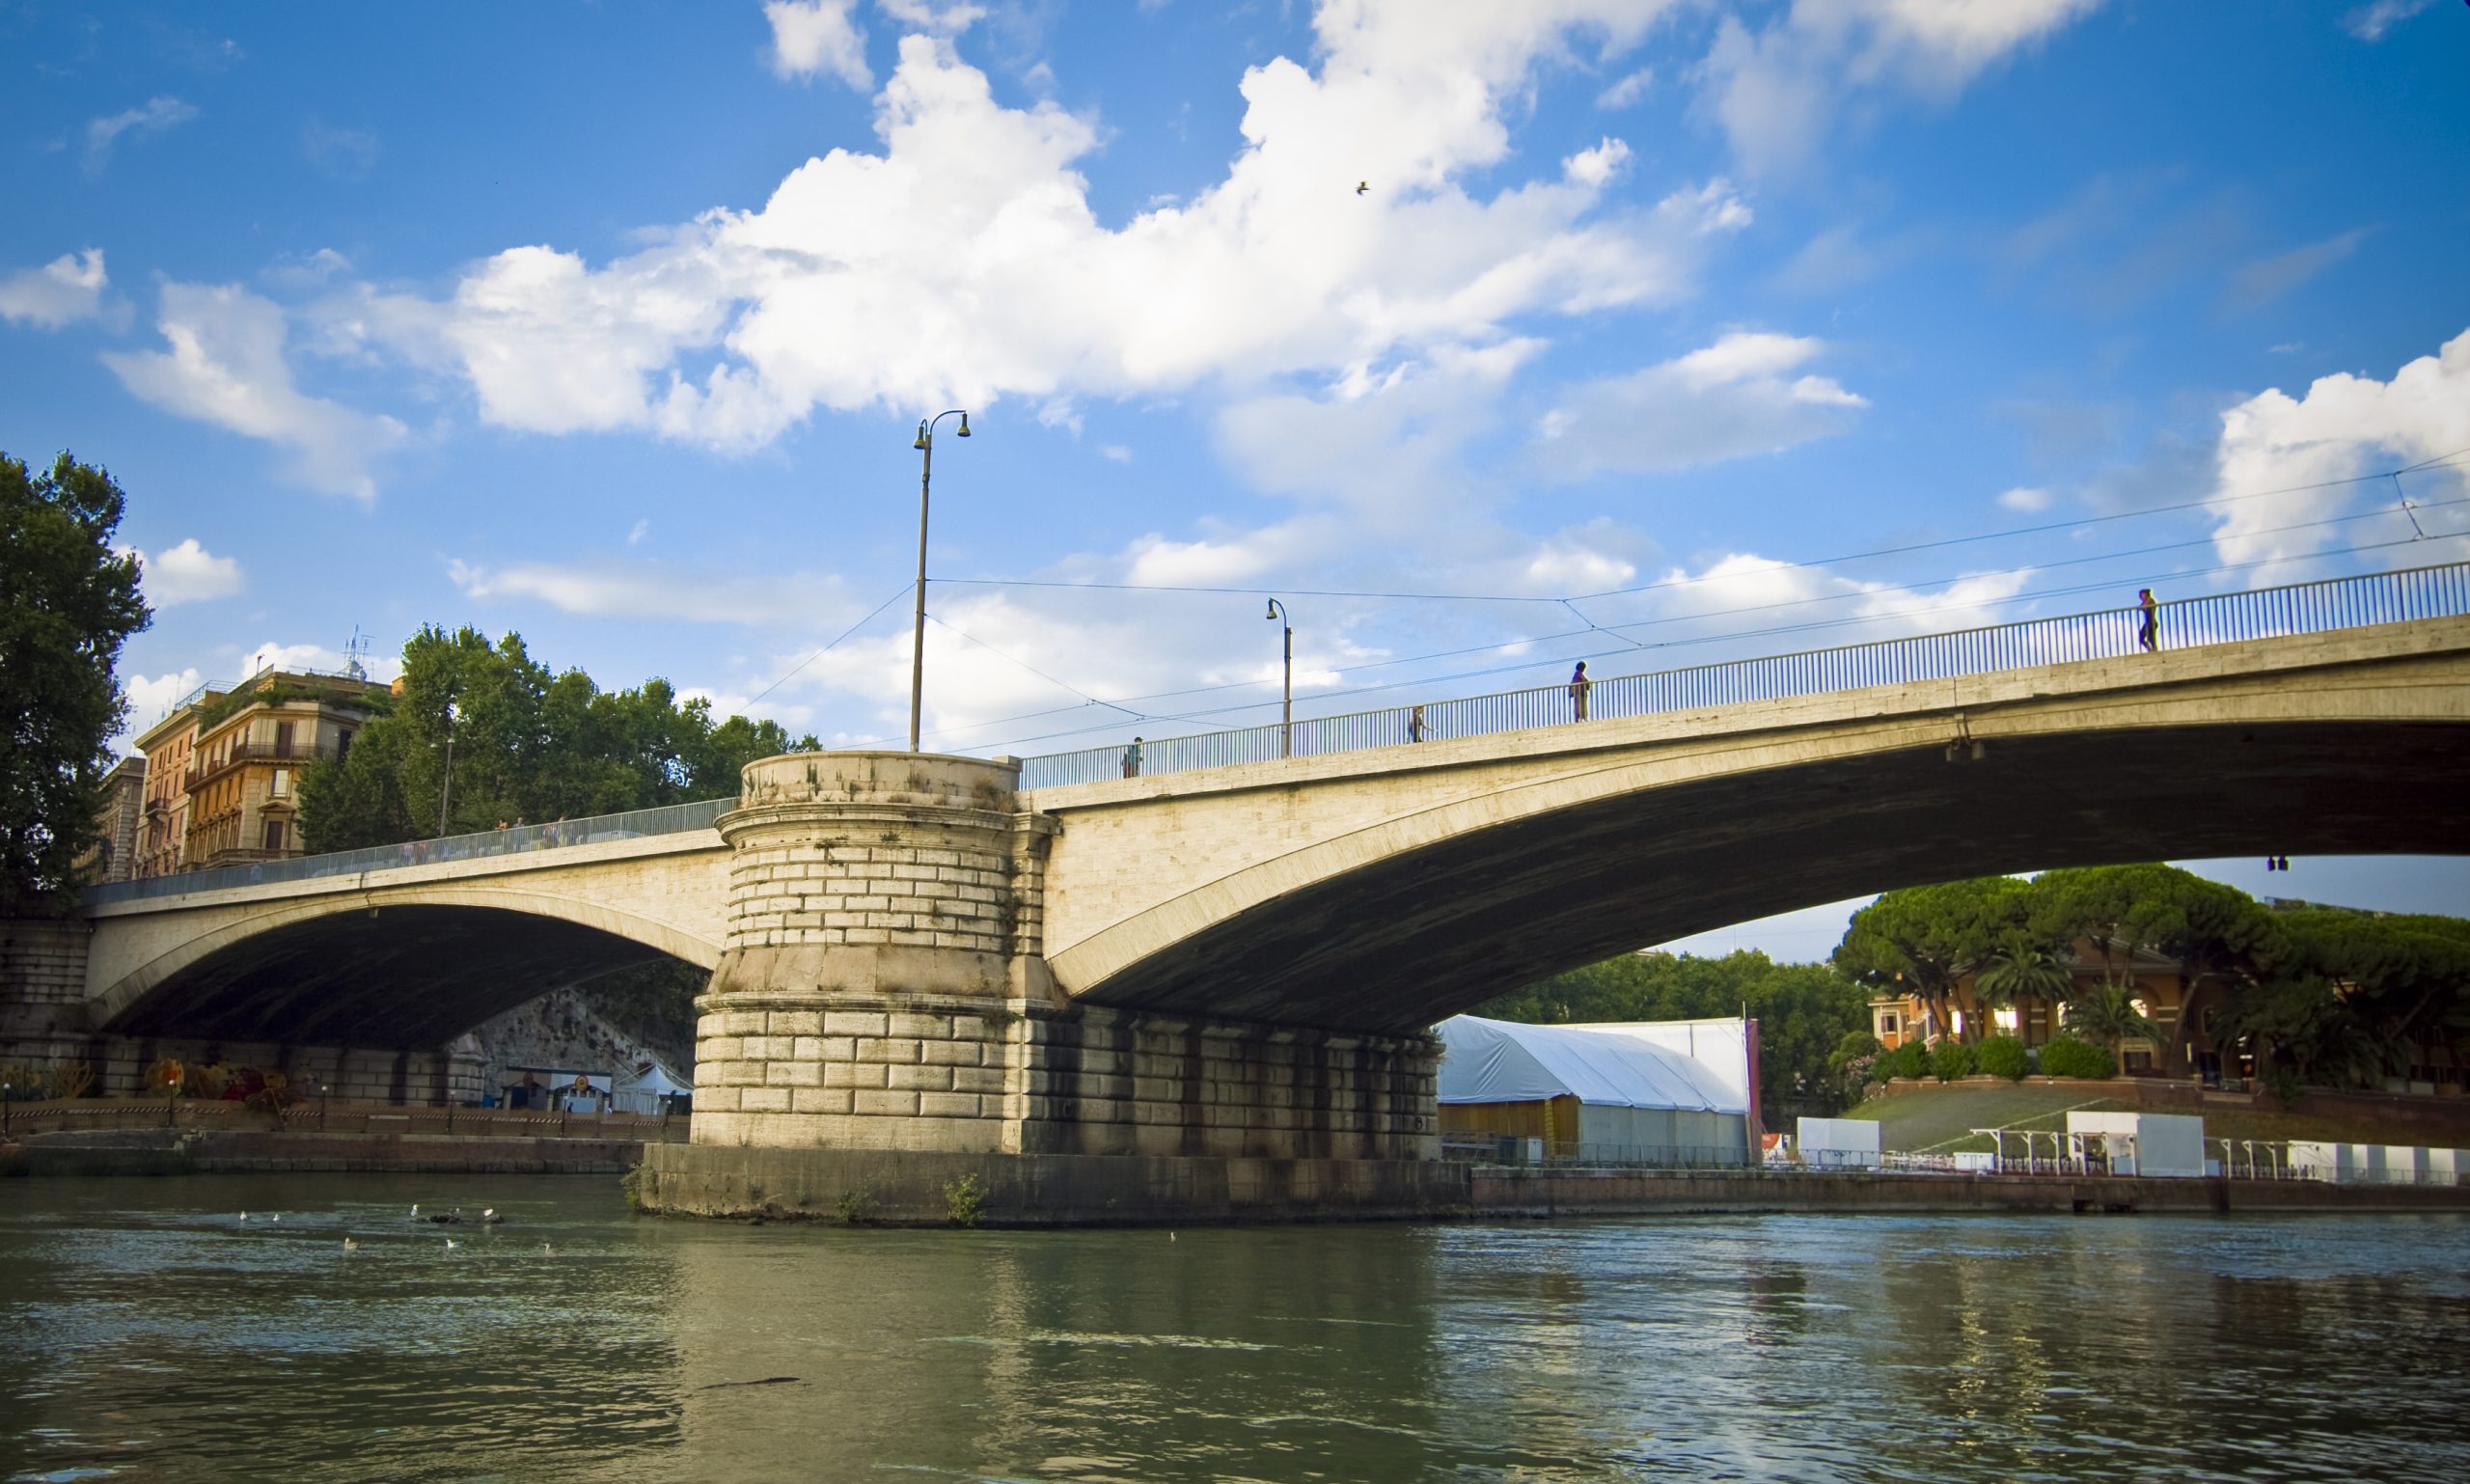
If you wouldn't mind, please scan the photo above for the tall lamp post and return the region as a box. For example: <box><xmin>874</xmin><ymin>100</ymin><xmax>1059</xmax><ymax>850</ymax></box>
<box><xmin>1265</xmin><ymin>598</ymin><xmax>1293</xmax><ymax>758</ymax></box>
<box><xmin>909</xmin><ymin>409</ymin><xmax>973</xmax><ymax>752</ymax></box>
<box><xmin>435</xmin><ymin>695</ymin><xmax>460</xmax><ymax>838</ymax></box>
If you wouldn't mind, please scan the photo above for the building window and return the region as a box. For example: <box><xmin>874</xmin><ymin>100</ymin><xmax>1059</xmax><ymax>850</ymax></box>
<box><xmin>1950</xmin><ymin>1009</ymin><xmax>1965</xmax><ymax>1037</ymax></box>
<box><xmin>336</xmin><ymin>728</ymin><xmax>354</xmax><ymax>764</ymax></box>
<box><xmin>1993</xmin><ymin>1007</ymin><xmax>2019</xmax><ymax>1031</ymax></box>
<box><xmin>262</xmin><ymin>819</ymin><xmax>287</xmax><ymax>853</ymax></box>
<box><xmin>274</xmin><ymin>720</ymin><xmax>296</xmax><ymax>754</ymax></box>
<box><xmin>1878</xmin><ymin>1011</ymin><xmax>1900</xmax><ymax>1037</ymax></box>
<box><xmin>271</xmin><ymin>768</ymin><xmax>290</xmax><ymax>797</ymax></box>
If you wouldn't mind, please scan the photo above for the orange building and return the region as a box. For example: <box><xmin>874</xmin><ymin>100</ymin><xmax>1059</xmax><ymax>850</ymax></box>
<box><xmin>131</xmin><ymin>700</ymin><xmax>209</xmax><ymax>878</ymax></box>
<box><xmin>179</xmin><ymin>672</ymin><xmax>387</xmax><ymax>868</ymax></box>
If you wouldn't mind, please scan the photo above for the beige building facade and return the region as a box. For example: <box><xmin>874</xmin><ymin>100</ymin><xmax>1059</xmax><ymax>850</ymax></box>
<box><xmin>122</xmin><ymin>670</ymin><xmax>387</xmax><ymax>878</ymax></box>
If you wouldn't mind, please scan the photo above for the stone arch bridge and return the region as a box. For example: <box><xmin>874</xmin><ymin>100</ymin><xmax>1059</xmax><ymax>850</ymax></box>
<box><xmin>13</xmin><ymin>575</ymin><xmax>2468</xmax><ymax>1178</ymax></box>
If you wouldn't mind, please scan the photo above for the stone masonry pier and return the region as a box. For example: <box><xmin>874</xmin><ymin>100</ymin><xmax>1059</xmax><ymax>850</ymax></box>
<box><xmin>663</xmin><ymin>751</ymin><xmax>1435</xmax><ymax>1215</ymax></box>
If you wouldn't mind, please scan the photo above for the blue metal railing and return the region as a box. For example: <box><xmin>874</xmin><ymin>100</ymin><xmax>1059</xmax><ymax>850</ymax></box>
<box><xmin>1014</xmin><ymin>559</ymin><xmax>2470</xmax><ymax>788</ymax></box>
<box><xmin>89</xmin><ymin>559</ymin><xmax>2470</xmax><ymax>904</ymax></box>
<box><xmin>85</xmin><ymin>797</ymin><xmax>733</xmax><ymax>906</ymax></box>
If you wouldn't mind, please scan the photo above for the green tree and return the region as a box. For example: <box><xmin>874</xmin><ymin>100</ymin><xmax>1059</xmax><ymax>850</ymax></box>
<box><xmin>299</xmin><ymin>625</ymin><xmax>813</xmax><ymax>851</ymax></box>
<box><xmin>1832</xmin><ymin>877</ymin><xmax>2031</xmax><ymax>1043</ymax></box>
<box><xmin>1972</xmin><ymin>927</ymin><xmax>2072</xmax><ymax>1028</ymax></box>
<box><xmin>2029</xmin><ymin>864</ymin><xmax>2276</xmax><ymax>1073</ymax></box>
<box><xmin>0</xmin><ymin>452</ymin><xmax>150</xmax><ymax>915</ymax></box>
<box><xmin>2058</xmin><ymin>981</ymin><xmax>2158</xmax><ymax>1052</ymax></box>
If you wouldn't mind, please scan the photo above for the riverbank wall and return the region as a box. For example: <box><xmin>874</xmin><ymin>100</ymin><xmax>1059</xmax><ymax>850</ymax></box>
<box><xmin>0</xmin><ymin>1128</ymin><xmax>643</xmax><ymax>1177</ymax></box>
<box><xmin>634</xmin><ymin>1142</ymin><xmax>2470</xmax><ymax>1224</ymax></box>
<box><xmin>16</xmin><ymin>1130</ymin><xmax>2470</xmax><ymax>1219</ymax></box>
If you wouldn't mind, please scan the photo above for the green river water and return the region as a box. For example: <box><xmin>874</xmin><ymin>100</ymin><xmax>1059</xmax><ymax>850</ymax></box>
<box><xmin>2</xmin><ymin>1173</ymin><xmax>2465</xmax><ymax>1482</ymax></box>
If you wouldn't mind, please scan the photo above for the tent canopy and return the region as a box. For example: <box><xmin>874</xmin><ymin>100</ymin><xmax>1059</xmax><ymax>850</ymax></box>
<box><xmin>614</xmin><ymin>1059</ymin><xmax>688</xmax><ymax>1098</ymax></box>
<box><xmin>1437</xmin><ymin>1015</ymin><xmax>1749</xmax><ymax>1114</ymax></box>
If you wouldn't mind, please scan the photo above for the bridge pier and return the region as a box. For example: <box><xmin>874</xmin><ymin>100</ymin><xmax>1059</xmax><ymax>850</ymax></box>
<box><xmin>649</xmin><ymin>751</ymin><xmax>1443</xmax><ymax>1222</ymax></box>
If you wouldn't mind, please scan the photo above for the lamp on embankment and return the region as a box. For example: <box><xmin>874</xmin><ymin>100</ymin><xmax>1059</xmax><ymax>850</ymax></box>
<box><xmin>909</xmin><ymin>409</ymin><xmax>973</xmax><ymax>752</ymax></box>
<box><xmin>436</xmin><ymin>693</ymin><xmax>460</xmax><ymax>838</ymax></box>
<box><xmin>1266</xmin><ymin>598</ymin><xmax>1292</xmax><ymax>758</ymax></box>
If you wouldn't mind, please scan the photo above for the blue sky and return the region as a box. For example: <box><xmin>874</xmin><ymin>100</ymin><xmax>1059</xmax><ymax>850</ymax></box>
<box><xmin>4</xmin><ymin>0</ymin><xmax>2466</xmax><ymax>956</ymax></box>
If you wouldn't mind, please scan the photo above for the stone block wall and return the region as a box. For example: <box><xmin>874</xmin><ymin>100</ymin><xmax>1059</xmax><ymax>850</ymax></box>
<box><xmin>1015</xmin><ymin>1004</ymin><xmax>1438</xmax><ymax>1160</ymax></box>
<box><xmin>687</xmin><ymin>749</ymin><xmax>1441</xmax><ymax>1164</ymax></box>
<box><xmin>1</xmin><ymin>920</ymin><xmax>93</xmax><ymax>1011</ymax></box>
<box><xmin>689</xmin><ymin>993</ymin><xmax>1438</xmax><ymax>1160</ymax></box>
<box><xmin>691</xmin><ymin>996</ymin><xmax>1014</xmax><ymax>1152</ymax></box>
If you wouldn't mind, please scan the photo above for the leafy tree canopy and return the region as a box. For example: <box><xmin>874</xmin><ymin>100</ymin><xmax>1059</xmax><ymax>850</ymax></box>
<box><xmin>1474</xmin><ymin>949</ymin><xmax>1871</xmax><ymax>1114</ymax></box>
<box><xmin>0</xmin><ymin>451</ymin><xmax>150</xmax><ymax>915</ymax></box>
<box><xmin>298</xmin><ymin>624</ymin><xmax>814</xmax><ymax>851</ymax></box>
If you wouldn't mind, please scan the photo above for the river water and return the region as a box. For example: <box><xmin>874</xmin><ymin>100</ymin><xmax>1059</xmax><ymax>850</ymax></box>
<box><xmin>2</xmin><ymin>1174</ymin><xmax>2465</xmax><ymax>1482</ymax></box>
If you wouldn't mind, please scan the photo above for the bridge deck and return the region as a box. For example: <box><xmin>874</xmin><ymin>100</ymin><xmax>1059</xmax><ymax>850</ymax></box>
<box><xmin>85</xmin><ymin>559</ymin><xmax>2470</xmax><ymax>910</ymax></box>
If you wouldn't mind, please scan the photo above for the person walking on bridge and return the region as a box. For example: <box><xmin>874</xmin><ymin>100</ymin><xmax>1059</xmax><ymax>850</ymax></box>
<box><xmin>2136</xmin><ymin>588</ymin><xmax>2158</xmax><ymax>652</ymax></box>
<box><xmin>1568</xmin><ymin>662</ymin><xmax>1592</xmax><ymax>722</ymax></box>
<box><xmin>1121</xmin><ymin>736</ymin><xmax>1142</xmax><ymax>779</ymax></box>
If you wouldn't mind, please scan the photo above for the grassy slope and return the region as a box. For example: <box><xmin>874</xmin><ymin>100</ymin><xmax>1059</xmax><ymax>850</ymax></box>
<box><xmin>1837</xmin><ymin>1083</ymin><xmax>2464</xmax><ymax>1155</ymax></box>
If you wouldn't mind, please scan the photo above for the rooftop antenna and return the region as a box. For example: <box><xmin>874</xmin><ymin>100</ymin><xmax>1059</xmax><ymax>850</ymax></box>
<box><xmin>343</xmin><ymin>625</ymin><xmax>370</xmax><ymax>680</ymax></box>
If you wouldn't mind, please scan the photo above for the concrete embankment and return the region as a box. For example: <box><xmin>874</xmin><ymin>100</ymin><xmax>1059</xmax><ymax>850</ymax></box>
<box><xmin>0</xmin><ymin>1128</ymin><xmax>644</xmax><ymax>1177</ymax></box>
<box><xmin>636</xmin><ymin>1143</ymin><xmax>2470</xmax><ymax>1224</ymax></box>
<box><xmin>1469</xmin><ymin>1167</ymin><xmax>2470</xmax><ymax>1218</ymax></box>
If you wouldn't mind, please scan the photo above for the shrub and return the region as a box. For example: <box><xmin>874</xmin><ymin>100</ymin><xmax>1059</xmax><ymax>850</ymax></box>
<box><xmin>1975</xmin><ymin>1035</ymin><xmax>2029</xmax><ymax>1081</ymax></box>
<box><xmin>1930</xmin><ymin>1039</ymin><xmax>1975</xmax><ymax>1083</ymax></box>
<box><xmin>2038</xmin><ymin>1036</ymin><xmax>2117</xmax><ymax>1080</ymax></box>
<box><xmin>943</xmin><ymin>1172</ymin><xmax>985</xmax><ymax>1228</ymax></box>
<box><xmin>1874</xmin><ymin>1041</ymin><xmax>1931</xmax><ymax>1082</ymax></box>
<box><xmin>2264</xmin><ymin>1065</ymin><xmax>2304</xmax><ymax>1110</ymax></box>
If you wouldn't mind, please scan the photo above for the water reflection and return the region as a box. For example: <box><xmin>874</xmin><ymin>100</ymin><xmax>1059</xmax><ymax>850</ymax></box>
<box><xmin>2</xmin><ymin>1178</ymin><xmax>2466</xmax><ymax>1482</ymax></box>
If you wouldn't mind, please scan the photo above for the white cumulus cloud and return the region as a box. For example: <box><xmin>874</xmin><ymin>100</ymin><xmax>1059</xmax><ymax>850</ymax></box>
<box><xmin>765</xmin><ymin>0</ymin><xmax>872</xmax><ymax>89</ymax></box>
<box><xmin>448</xmin><ymin>557</ymin><xmax>858</xmax><ymax>628</ymax></box>
<box><xmin>1534</xmin><ymin>331</ymin><xmax>1868</xmax><ymax>479</ymax></box>
<box><xmin>2208</xmin><ymin>327</ymin><xmax>2470</xmax><ymax>567</ymax></box>
<box><xmin>104</xmin><ymin>282</ymin><xmax>408</xmax><ymax>502</ymax></box>
<box><xmin>84</xmin><ymin>96</ymin><xmax>199</xmax><ymax>175</ymax></box>
<box><xmin>1700</xmin><ymin>0</ymin><xmax>2104</xmax><ymax>176</ymax></box>
<box><xmin>136</xmin><ymin>538</ymin><xmax>246</xmax><ymax>607</ymax></box>
<box><xmin>0</xmin><ymin>249</ymin><xmax>108</xmax><ymax>329</ymax></box>
<box><xmin>2344</xmin><ymin>0</ymin><xmax>2436</xmax><ymax>41</ymax></box>
<box><xmin>361</xmin><ymin>4</ymin><xmax>1721</xmax><ymax>451</ymax></box>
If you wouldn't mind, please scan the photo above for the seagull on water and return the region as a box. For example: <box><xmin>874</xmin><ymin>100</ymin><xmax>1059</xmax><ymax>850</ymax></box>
<box><xmin>237</xmin><ymin>1211</ymin><xmax>248</xmax><ymax>1223</ymax></box>
<box><xmin>444</xmin><ymin>1237</ymin><xmax>458</xmax><ymax>1250</ymax></box>
<box><xmin>409</xmin><ymin>1203</ymin><xmax>420</xmax><ymax>1219</ymax></box>
<box><xmin>343</xmin><ymin>1238</ymin><xmax>359</xmax><ymax>1251</ymax></box>
<box><xmin>479</xmin><ymin>1208</ymin><xmax>503</xmax><ymax>1224</ymax></box>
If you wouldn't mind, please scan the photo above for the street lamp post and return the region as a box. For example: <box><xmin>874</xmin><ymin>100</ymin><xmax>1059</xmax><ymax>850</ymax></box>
<box><xmin>436</xmin><ymin>696</ymin><xmax>459</xmax><ymax>838</ymax></box>
<box><xmin>320</xmin><ymin>1082</ymin><xmax>330</xmax><ymax>1132</ymax></box>
<box><xmin>1265</xmin><ymin>598</ymin><xmax>1293</xmax><ymax>758</ymax></box>
<box><xmin>909</xmin><ymin>410</ymin><xmax>973</xmax><ymax>752</ymax></box>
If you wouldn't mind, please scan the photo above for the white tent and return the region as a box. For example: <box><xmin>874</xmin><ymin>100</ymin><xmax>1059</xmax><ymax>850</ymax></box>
<box><xmin>1437</xmin><ymin>1015</ymin><xmax>1753</xmax><ymax>1165</ymax></box>
<box><xmin>611</xmin><ymin>1058</ymin><xmax>690</xmax><ymax>1115</ymax></box>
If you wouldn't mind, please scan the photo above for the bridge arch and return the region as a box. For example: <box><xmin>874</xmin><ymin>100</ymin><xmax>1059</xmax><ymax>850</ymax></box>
<box><xmin>96</xmin><ymin>886</ymin><xmax>720</xmax><ymax>1047</ymax></box>
<box><xmin>1049</xmin><ymin>707</ymin><xmax>2470</xmax><ymax>1033</ymax></box>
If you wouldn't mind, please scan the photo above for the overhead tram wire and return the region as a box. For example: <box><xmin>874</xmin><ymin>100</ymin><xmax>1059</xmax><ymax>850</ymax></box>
<box><xmin>886</xmin><ymin>496</ymin><xmax>2470</xmax><ymax>752</ymax></box>
<box><xmin>926</xmin><ymin>448</ymin><xmax>2470</xmax><ymax>612</ymax></box>
<box><xmin>745</xmin><ymin>584</ymin><xmax>918</xmax><ymax>707</ymax></box>
<box><xmin>845</xmin><ymin>447</ymin><xmax>2470</xmax><ymax>753</ymax></box>
<box><xmin>949</xmin><ymin>530</ymin><xmax>2470</xmax><ymax>756</ymax></box>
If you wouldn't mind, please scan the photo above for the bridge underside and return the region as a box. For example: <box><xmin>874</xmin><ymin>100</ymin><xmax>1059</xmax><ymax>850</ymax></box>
<box><xmin>1073</xmin><ymin>720</ymin><xmax>2470</xmax><ymax>1034</ymax></box>
<box><xmin>106</xmin><ymin>905</ymin><xmax>680</xmax><ymax>1047</ymax></box>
